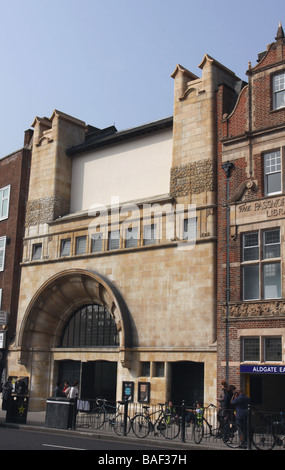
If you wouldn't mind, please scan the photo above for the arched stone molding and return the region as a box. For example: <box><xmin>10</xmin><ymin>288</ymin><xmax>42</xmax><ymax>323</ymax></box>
<box><xmin>18</xmin><ymin>269</ymin><xmax>133</xmax><ymax>368</ymax></box>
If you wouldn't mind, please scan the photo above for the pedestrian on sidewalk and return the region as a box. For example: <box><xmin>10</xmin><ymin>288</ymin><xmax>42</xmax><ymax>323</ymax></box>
<box><xmin>231</xmin><ymin>389</ymin><xmax>250</xmax><ymax>446</ymax></box>
<box><xmin>53</xmin><ymin>382</ymin><xmax>64</xmax><ymax>397</ymax></box>
<box><xmin>62</xmin><ymin>381</ymin><xmax>70</xmax><ymax>397</ymax></box>
<box><xmin>67</xmin><ymin>381</ymin><xmax>79</xmax><ymax>399</ymax></box>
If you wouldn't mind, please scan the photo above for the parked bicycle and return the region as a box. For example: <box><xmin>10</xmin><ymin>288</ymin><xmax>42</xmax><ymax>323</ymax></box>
<box><xmin>189</xmin><ymin>404</ymin><xmax>219</xmax><ymax>443</ymax></box>
<box><xmin>252</xmin><ymin>412</ymin><xmax>285</xmax><ymax>450</ymax></box>
<box><xmin>131</xmin><ymin>403</ymin><xmax>180</xmax><ymax>439</ymax></box>
<box><xmin>186</xmin><ymin>403</ymin><xmax>243</xmax><ymax>448</ymax></box>
<box><xmin>210</xmin><ymin>409</ymin><xmax>284</xmax><ymax>450</ymax></box>
<box><xmin>89</xmin><ymin>398</ymin><xmax>131</xmax><ymax>436</ymax></box>
<box><xmin>272</xmin><ymin>417</ymin><xmax>285</xmax><ymax>449</ymax></box>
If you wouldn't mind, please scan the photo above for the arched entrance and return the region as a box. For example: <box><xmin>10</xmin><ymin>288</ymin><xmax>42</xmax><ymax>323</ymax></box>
<box><xmin>58</xmin><ymin>303</ymin><xmax>119</xmax><ymax>401</ymax></box>
<box><xmin>17</xmin><ymin>269</ymin><xmax>133</xmax><ymax>409</ymax></box>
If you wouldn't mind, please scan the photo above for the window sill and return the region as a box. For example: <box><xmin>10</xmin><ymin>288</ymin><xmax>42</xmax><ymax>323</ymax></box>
<box><xmin>270</xmin><ymin>107</ymin><xmax>285</xmax><ymax>114</ymax></box>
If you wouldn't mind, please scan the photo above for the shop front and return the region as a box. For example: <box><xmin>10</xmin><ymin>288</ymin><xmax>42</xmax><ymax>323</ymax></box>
<box><xmin>241</xmin><ymin>365</ymin><xmax>285</xmax><ymax>412</ymax></box>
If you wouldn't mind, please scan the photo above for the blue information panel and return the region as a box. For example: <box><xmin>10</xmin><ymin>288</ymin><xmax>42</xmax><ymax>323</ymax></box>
<box><xmin>240</xmin><ymin>365</ymin><xmax>285</xmax><ymax>374</ymax></box>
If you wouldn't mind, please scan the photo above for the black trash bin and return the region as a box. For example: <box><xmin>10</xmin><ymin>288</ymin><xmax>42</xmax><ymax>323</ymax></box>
<box><xmin>6</xmin><ymin>395</ymin><xmax>29</xmax><ymax>424</ymax></box>
<box><xmin>45</xmin><ymin>397</ymin><xmax>76</xmax><ymax>429</ymax></box>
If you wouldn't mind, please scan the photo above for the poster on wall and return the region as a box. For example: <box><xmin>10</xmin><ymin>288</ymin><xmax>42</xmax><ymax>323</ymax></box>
<box><xmin>0</xmin><ymin>331</ymin><xmax>6</xmax><ymax>349</ymax></box>
<box><xmin>138</xmin><ymin>382</ymin><xmax>150</xmax><ymax>403</ymax></box>
<box><xmin>122</xmin><ymin>381</ymin><xmax>134</xmax><ymax>402</ymax></box>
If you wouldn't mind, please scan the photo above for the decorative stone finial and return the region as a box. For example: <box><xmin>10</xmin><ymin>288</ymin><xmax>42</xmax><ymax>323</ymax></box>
<box><xmin>275</xmin><ymin>21</ymin><xmax>284</xmax><ymax>41</ymax></box>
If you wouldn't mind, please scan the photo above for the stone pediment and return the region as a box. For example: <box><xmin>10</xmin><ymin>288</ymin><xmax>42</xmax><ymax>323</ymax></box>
<box><xmin>229</xmin><ymin>179</ymin><xmax>257</xmax><ymax>203</ymax></box>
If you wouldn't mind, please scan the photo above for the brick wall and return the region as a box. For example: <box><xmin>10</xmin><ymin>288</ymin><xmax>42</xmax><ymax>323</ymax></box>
<box><xmin>0</xmin><ymin>146</ymin><xmax>31</xmax><ymax>340</ymax></box>
<box><xmin>216</xmin><ymin>34</ymin><xmax>285</xmax><ymax>391</ymax></box>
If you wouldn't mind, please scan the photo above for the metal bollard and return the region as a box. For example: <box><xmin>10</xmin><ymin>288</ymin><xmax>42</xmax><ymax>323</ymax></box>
<box><xmin>181</xmin><ymin>400</ymin><xmax>186</xmax><ymax>443</ymax></box>
<box><xmin>123</xmin><ymin>399</ymin><xmax>129</xmax><ymax>436</ymax></box>
<box><xmin>71</xmin><ymin>397</ymin><xmax>78</xmax><ymax>430</ymax></box>
<box><xmin>247</xmin><ymin>403</ymin><xmax>251</xmax><ymax>450</ymax></box>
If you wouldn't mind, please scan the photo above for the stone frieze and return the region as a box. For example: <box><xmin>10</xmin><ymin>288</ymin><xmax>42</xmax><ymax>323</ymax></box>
<box><xmin>222</xmin><ymin>300</ymin><xmax>285</xmax><ymax>318</ymax></box>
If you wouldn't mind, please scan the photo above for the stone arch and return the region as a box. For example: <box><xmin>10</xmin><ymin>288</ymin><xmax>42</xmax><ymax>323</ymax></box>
<box><xmin>18</xmin><ymin>269</ymin><xmax>133</xmax><ymax>366</ymax></box>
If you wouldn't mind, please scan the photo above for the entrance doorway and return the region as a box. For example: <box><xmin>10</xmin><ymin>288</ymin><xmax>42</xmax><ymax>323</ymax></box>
<box><xmin>249</xmin><ymin>374</ymin><xmax>285</xmax><ymax>412</ymax></box>
<box><xmin>58</xmin><ymin>360</ymin><xmax>117</xmax><ymax>402</ymax></box>
<box><xmin>81</xmin><ymin>361</ymin><xmax>117</xmax><ymax>401</ymax></box>
<box><xmin>58</xmin><ymin>360</ymin><xmax>81</xmax><ymax>389</ymax></box>
<box><xmin>171</xmin><ymin>361</ymin><xmax>204</xmax><ymax>406</ymax></box>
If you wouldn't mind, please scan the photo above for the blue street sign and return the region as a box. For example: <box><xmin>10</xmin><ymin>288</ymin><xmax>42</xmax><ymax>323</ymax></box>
<box><xmin>240</xmin><ymin>365</ymin><xmax>285</xmax><ymax>374</ymax></box>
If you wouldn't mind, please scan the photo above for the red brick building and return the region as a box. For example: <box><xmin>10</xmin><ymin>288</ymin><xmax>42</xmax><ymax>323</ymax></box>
<box><xmin>0</xmin><ymin>131</ymin><xmax>32</xmax><ymax>380</ymax></box>
<box><xmin>217</xmin><ymin>24</ymin><xmax>285</xmax><ymax>411</ymax></box>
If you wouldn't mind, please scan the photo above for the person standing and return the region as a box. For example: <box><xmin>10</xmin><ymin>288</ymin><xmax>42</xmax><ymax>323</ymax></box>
<box><xmin>53</xmin><ymin>381</ymin><xmax>64</xmax><ymax>397</ymax></box>
<box><xmin>217</xmin><ymin>380</ymin><xmax>228</xmax><ymax>423</ymax></box>
<box><xmin>231</xmin><ymin>389</ymin><xmax>250</xmax><ymax>445</ymax></box>
<box><xmin>62</xmin><ymin>381</ymin><xmax>70</xmax><ymax>397</ymax></box>
<box><xmin>67</xmin><ymin>381</ymin><xmax>79</xmax><ymax>399</ymax></box>
<box><xmin>223</xmin><ymin>384</ymin><xmax>236</xmax><ymax>421</ymax></box>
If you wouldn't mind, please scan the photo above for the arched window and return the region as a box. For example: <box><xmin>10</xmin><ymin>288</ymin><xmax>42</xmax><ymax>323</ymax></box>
<box><xmin>60</xmin><ymin>304</ymin><xmax>119</xmax><ymax>347</ymax></box>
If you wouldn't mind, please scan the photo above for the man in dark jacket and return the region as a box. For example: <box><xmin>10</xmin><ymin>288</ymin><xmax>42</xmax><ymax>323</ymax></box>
<box><xmin>231</xmin><ymin>389</ymin><xmax>250</xmax><ymax>445</ymax></box>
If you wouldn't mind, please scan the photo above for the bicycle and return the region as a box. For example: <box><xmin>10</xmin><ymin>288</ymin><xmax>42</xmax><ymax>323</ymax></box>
<box><xmin>187</xmin><ymin>404</ymin><xmax>243</xmax><ymax>449</ymax></box>
<box><xmin>272</xmin><ymin>418</ymin><xmax>285</xmax><ymax>449</ymax></box>
<box><xmin>89</xmin><ymin>398</ymin><xmax>131</xmax><ymax>436</ymax></box>
<box><xmin>252</xmin><ymin>413</ymin><xmax>285</xmax><ymax>450</ymax></box>
<box><xmin>131</xmin><ymin>403</ymin><xmax>180</xmax><ymax>439</ymax></box>
<box><xmin>222</xmin><ymin>412</ymin><xmax>279</xmax><ymax>450</ymax></box>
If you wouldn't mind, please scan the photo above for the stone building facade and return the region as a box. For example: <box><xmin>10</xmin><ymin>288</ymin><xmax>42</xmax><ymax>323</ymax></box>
<box><xmin>5</xmin><ymin>51</ymin><xmax>240</xmax><ymax>411</ymax></box>
<box><xmin>217</xmin><ymin>24</ymin><xmax>285</xmax><ymax>411</ymax></box>
<box><xmin>6</xmin><ymin>25</ymin><xmax>285</xmax><ymax>412</ymax></box>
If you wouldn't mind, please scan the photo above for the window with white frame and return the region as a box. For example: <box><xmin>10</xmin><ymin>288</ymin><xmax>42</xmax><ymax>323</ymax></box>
<box><xmin>273</xmin><ymin>72</ymin><xmax>285</xmax><ymax>110</ymax></box>
<box><xmin>242</xmin><ymin>337</ymin><xmax>282</xmax><ymax>362</ymax></box>
<box><xmin>0</xmin><ymin>186</ymin><xmax>10</xmax><ymax>221</ymax></box>
<box><xmin>0</xmin><ymin>288</ymin><xmax>2</xmax><ymax>309</ymax></box>
<box><xmin>264</xmin><ymin>150</ymin><xmax>282</xmax><ymax>195</ymax></box>
<box><xmin>0</xmin><ymin>237</ymin><xmax>6</xmax><ymax>271</ymax></box>
<box><xmin>242</xmin><ymin>229</ymin><xmax>281</xmax><ymax>300</ymax></box>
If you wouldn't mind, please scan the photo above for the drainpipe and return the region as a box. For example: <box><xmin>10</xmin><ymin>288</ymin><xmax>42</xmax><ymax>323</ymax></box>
<box><xmin>221</xmin><ymin>161</ymin><xmax>234</xmax><ymax>384</ymax></box>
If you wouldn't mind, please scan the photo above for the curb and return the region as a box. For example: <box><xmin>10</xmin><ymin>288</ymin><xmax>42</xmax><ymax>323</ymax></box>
<box><xmin>0</xmin><ymin>418</ymin><xmax>226</xmax><ymax>451</ymax></box>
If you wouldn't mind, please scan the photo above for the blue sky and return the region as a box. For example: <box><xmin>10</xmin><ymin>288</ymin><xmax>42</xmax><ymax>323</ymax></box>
<box><xmin>0</xmin><ymin>0</ymin><xmax>285</xmax><ymax>157</ymax></box>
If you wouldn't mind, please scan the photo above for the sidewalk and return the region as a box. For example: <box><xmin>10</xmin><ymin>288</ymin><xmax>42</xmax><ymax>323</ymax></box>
<box><xmin>0</xmin><ymin>408</ymin><xmax>46</xmax><ymax>427</ymax></box>
<box><xmin>0</xmin><ymin>408</ymin><xmax>228</xmax><ymax>450</ymax></box>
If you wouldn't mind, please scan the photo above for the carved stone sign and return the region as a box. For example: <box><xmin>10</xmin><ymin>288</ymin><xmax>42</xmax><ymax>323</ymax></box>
<box><xmin>231</xmin><ymin>195</ymin><xmax>285</xmax><ymax>226</ymax></box>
